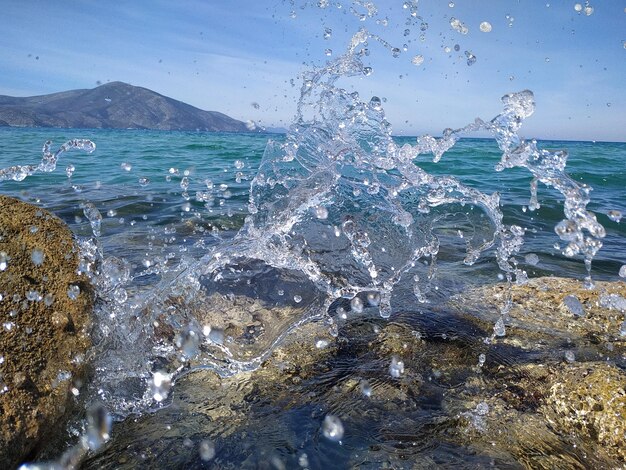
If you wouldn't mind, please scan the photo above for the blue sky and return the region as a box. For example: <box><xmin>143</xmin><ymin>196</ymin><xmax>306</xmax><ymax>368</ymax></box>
<box><xmin>0</xmin><ymin>0</ymin><xmax>624</xmax><ymax>141</ymax></box>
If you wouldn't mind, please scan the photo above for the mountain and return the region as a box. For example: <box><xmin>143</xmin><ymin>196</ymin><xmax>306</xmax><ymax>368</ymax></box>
<box><xmin>0</xmin><ymin>82</ymin><xmax>251</xmax><ymax>132</ymax></box>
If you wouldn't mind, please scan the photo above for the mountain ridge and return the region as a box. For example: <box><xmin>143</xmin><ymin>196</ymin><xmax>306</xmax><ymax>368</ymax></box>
<box><xmin>0</xmin><ymin>82</ymin><xmax>252</xmax><ymax>132</ymax></box>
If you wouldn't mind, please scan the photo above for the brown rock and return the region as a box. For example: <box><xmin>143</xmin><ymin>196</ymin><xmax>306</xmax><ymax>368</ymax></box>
<box><xmin>544</xmin><ymin>362</ymin><xmax>626</xmax><ymax>461</ymax></box>
<box><xmin>0</xmin><ymin>195</ymin><xmax>92</xmax><ymax>468</ymax></box>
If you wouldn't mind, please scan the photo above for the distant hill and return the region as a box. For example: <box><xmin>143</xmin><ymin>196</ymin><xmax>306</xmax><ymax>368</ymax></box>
<box><xmin>0</xmin><ymin>82</ymin><xmax>251</xmax><ymax>132</ymax></box>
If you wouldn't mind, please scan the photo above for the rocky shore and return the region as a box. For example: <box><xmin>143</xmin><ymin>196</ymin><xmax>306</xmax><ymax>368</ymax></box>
<box><xmin>83</xmin><ymin>277</ymin><xmax>625</xmax><ymax>468</ymax></box>
<box><xmin>0</xmin><ymin>196</ymin><xmax>93</xmax><ymax>469</ymax></box>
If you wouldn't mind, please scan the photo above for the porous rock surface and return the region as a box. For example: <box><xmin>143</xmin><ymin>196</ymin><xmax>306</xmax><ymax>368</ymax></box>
<box><xmin>0</xmin><ymin>195</ymin><xmax>92</xmax><ymax>468</ymax></box>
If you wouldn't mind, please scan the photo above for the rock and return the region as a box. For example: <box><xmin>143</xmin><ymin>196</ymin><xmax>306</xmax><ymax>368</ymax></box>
<box><xmin>0</xmin><ymin>195</ymin><xmax>92</xmax><ymax>468</ymax></box>
<box><xmin>84</xmin><ymin>277</ymin><xmax>626</xmax><ymax>468</ymax></box>
<box><xmin>545</xmin><ymin>362</ymin><xmax>626</xmax><ymax>461</ymax></box>
<box><xmin>448</xmin><ymin>277</ymin><xmax>626</xmax><ymax>363</ymax></box>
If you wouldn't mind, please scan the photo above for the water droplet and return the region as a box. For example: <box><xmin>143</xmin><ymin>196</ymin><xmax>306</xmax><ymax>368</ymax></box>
<box><xmin>315</xmin><ymin>338</ymin><xmax>329</xmax><ymax>349</ymax></box>
<box><xmin>81</xmin><ymin>202</ymin><xmax>102</xmax><ymax>237</ymax></box>
<box><xmin>350</xmin><ymin>297</ymin><xmax>364</xmax><ymax>313</ymax></box>
<box><xmin>493</xmin><ymin>317</ymin><xmax>506</xmax><ymax>337</ymax></box>
<box><xmin>465</xmin><ymin>50</ymin><xmax>477</xmax><ymax>66</ymax></box>
<box><xmin>151</xmin><ymin>371</ymin><xmax>172</xmax><ymax>402</ymax></box>
<box><xmin>607</xmin><ymin>210</ymin><xmax>622</xmax><ymax>222</ymax></box>
<box><xmin>524</xmin><ymin>253</ymin><xmax>539</xmax><ymax>266</ymax></box>
<box><xmin>0</xmin><ymin>252</ymin><xmax>8</xmax><ymax>271</ymax></box>
<box><xmin>26</xmin><ymin>290</ymin><xmax>42</xmax><ymax>301</ymax></box>
<box><xmin>314</xmin><ymin>205</ymin><xmax>329</xmax><ymax>219</ymax></box>
<box><xmin>325</xmin><ymin>48</ymin><xmax>332</xmax><ymax>56</ymax></box>
<box><xmin>475</xmin><ymin>402</ymin><xmax>489</xmax><ymax>415</ymax></box>
<box><xmin>294</xmin><ymin>295</ymin><xmax>302</xmax><ymax>303</ymax></box>
<box><xmin>363</xmin><ymin>66</ymin><xmax>373</xmax><ymax>76</ymax></box>
<box><xmin>391</xmin><ymin>47</ymin><xmax>401</xmax><ymax>58</ymax></box>
<box><xmin>448</xmin><ymin>1</ymin><xmax>455</xmax><ymax>7</ymax></box>
<box><xmin>208</xmin><ymin>327</ymin><xmax>225</xmax><ymax>345</ymax></box>
<box><xmin>450</xmin><ymin>17</ymin><xmax>469</xmax><ymax>34</ymax></box>
<box><xmin>411</xmin><ymin>54</ymin><xmax>424</xmax><ymax>66</ymax></box>
<box><xmin>86</xmin><ymin>404</ymin><xmax>111</xmax><ymax>451</ymax></box>
<box><xmin>478</xmin><ymin>353</ymin><xmax>486</xmax><ymax>367</ymax></box>
<box><xmin>479</xmin><ymin>21</ymin><xmax>492</xmax><ymax>33</ymax></box>
<box><xmin>138</xmin><ymin>176</ymin><xmax>150</xmax><ymax>187</ymax></box>
<box><xmin>563</xmin><ymin>294</ymin><xmax>585</xmax><ymax>317</ymax></box>
<box><xmin>619</xmin><ymin>265</ymin><xmax>626</xmax><ymax>278</ymax></box>
<box><xmin>564</xmin><ymin>350</ymin><xmax>576</xmax><ymax>362</ymax></box>
<box><xmin>65</xmin><ymin>164</ymin><xmax>75</xmax><ymax>178</ymax></box>
<box><xmin>322</xmin><ymin>414</ymin><xmax>344</xmax><ymax>441</ymax></box>
<box><xmin>360</xmin><ymin>379</ymin><xmax>372</xmax><ymax>397</ymax></box>
<box><xmin>67</xmin><ymin>285</ymin><xmax>80</xmax><ymax>300</ymax></box>
<box><xmin>177</xmin><ymin>327</ymin><xmax>200</xmax><ymax>359</ymax></box>
<box><xmin>31</xmin><ymin>248</ymin><xmax>44</xmax><ymax>266</ymax></box>
<box><xmin>234</xmin><ymin>160</ymin><xmax>245</xmax><ymax>170</ymax></box>
<box><xmin>120</xmin><ymin>162</ymin><xmax>132</xmax><ymax>172</ymax></box>
<box><xmin>574</xmin><ymin>3</ymin><xmax>583</xmax><ymax>12</ymax></box>
<box><xmin>389</xmin><ymin>356</ymin><xmax>405</xmax><ymax>378</ymax></box>
<box><xmin>584</xmin><ymin>5</ymin><xmax>593</xmax><ymax>15</ymax></box>
<box><xmin>369</xmin><ymin>96</ymin><xmax>382</xmax><ymax>111</ymax></box>
<box><xmin>323</xmin><ymin>27</ymin><xmax>332</xmax><ymax>40</ymax></box>
<box><xmin>199</xmin><ymin>439</ymin><xmax>216</xmax><ymax>461</ymax></box>
<box><xmin>599</xmin><ymin>293</ymin><xmax>626</xmax><ymax>311</ymax></box>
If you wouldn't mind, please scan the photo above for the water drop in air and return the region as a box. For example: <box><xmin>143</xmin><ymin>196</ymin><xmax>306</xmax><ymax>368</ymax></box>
<box><xmin>322</xmin><ymin>414</ymin><xmax>344</xmax><ymax>441</ymax></box>
<box><xmin>524</xmin><ymin>253</ymin><xmax>539</xmax><ymax>266</ymax></box>
<box><xmin>151</xmin><ymin>371</ymin><xmax>172</xmax><ymax>402</ymax></box>
<box><xmin>86</xmin><ymin>404</ymin><xmax>111</xmax><ymax>451</ymax></box>
<box><xmin>563</xmin><ymin>294</ymin><xmax>585</xmax><ymax>317</ymax></box>
<box><xmin>199</xmin><ymin>440</ymin><xmax>216</xmax><ymax>461</ymax></box>
<box><xmin>618</xmin><ymin>265</ymin><xmax>626</xmax><ymax>278</ymax></box>
<box><xmin>389</xmin><ymin>356</ymin><xmax>405</xmax><ymax>378</ymax></box>
<box><xmin>411</xmin><ymin>55</ymin><xmax>424</xmax><ymax>66</ymax></box>
<box><xmin>360</xmin><ymin>379</ymin><xmax>372</xmax><ymax>397</ymax></box>
<box><xmin>607</xmin><ymin>210</ymin><xmax>622</xmax><ymax>222</ymax></box>
<box><xmin>493</xmin><ymin>318</ymin><xmax>506</xmax><ymax>337</ymax></box>
<box><xmin>67</xmin><ymin>284</ymin><xmax>80</xmax><ymax>300</ymax></box>
<box><xmin>31</xmin><ymin>248</ymin><xmax>44</xmax><ymax>266</ymax></box>
<box><xmin>479</xmin><ymin>21</ymin><xmax>492</xmax><ymax>33</ymax></box>
<box><xmin>350</xmin><ymin>296</ymin><xmax>364</xmax><ymax>313</ymax></box>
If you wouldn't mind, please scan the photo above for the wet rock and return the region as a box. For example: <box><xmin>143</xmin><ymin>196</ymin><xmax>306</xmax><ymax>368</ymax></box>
<box><xmin>86</xmin><ymin>277</ymin><xmax>626</xmax><ymax>468</ymax></box>
<box><xmin>449</xmin><ymin>277</ymin><xmax>626</xmax><ymax>361</ymax></box>
<box><xmin>0</xmin><ymin>195</ymin><xmax>92</xmax><ymax>468</ymax></box>
<box><xmin>545</xmin><ymin>362</ymin><xmax>626</xmax><ymax>461</ymax></box>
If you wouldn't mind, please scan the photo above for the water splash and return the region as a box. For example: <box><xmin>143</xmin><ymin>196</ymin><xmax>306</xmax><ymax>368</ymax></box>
<box><xmin>0</xmin><ymin>139</ymin><xmax>95</xmax><ymax>182</ymax></box>
<box><xmin>69</xmin><ymin>27</ymin><xmax>610</xmax><ymax>418</ymax></box>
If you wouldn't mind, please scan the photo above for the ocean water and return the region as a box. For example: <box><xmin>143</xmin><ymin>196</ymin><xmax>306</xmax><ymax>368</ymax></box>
<box><xmin>1</xmin><ymin>127</ymin><xmax>624</xmax><ymax>282</ymax></box>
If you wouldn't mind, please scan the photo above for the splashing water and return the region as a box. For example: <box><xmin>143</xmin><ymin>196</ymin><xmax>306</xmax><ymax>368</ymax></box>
<box><xmin>0</xmin><ymin>140</ymin><xmax>95</xmax><ymax>182</ymax></box>
<box><xmin>21</xmin><ymin>26</ymin><xmax>604</xmax><ymax>419</ymax></box>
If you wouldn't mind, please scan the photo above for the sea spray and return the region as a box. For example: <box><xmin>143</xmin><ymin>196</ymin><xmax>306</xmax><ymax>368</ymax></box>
<box><xmin>71</xmin><ymin>25</ymin><xmax>610</xmax><ymax>419</ymax></box>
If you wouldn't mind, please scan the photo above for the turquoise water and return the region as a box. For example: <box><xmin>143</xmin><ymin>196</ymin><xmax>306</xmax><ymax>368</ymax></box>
<box><xmin>1</xmin><ymin>127</ymin><xmax>624</xmax><ymax>282</ymax></box>
<box><xmin>2</xmin><ymin>125</ymin><xmax>626</xmax><ymax>468</ymax></box>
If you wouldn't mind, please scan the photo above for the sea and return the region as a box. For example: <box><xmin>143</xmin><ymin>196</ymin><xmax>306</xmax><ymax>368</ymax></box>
<box><xmin>1</xmin><ymin>123</ymin><xmax>625</xmax><ymax>467</ymax></box>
